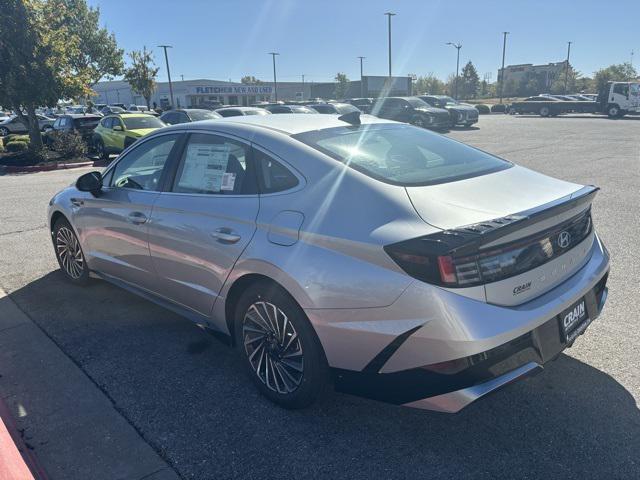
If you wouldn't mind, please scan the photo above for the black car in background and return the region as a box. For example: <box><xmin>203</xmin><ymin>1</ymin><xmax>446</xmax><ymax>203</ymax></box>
<box><xmin>418</xmin><ymin>95</ymin><xmax>479</xmax><ymax>127</ymax></box>
<box><xmin>344</xmin><ymin>98</ymin><xmax>373</xmax><ymax>113</ymax></box>
<box><xmin>371</xmin><ymin>97</ymin><xmax>450</xmax><ymax>130</ymax></box>
<box><xmin>307</xmin><ymin>103</ymin><xmax>361</xmax><ymax>114</ymax></box>
<box><xmin>43</xmin><ymin>114</ymin><xmax>101</xmax><ymax>146</ymax></box>
<box><xmin>159</xmin><ymin>108</ymin><xmax>222</xmax><ymax>125</ymax></box>
<box><xmin>262</xmin><ymin>104</ymin><xmax>317</xmax><ymax>114</ymax></box>
<box><xmin>215</xmin><ymin>106</ymin><xmax>271</xmax><ymax>117</ymax></box>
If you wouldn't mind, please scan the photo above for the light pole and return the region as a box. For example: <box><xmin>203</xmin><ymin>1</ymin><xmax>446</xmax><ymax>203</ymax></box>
<box><xmin>269</xmin><ymin>52</ymin><xmax>279</xmax><ymax>102</ymax></box>
<box><xmin>384</xmin><ymin>12</ymin><xmax>395</xmax><ymax>79</ymax></box>
<box><xmin>499</xmin><ymin>32</ymin><xmax>509</xmax><ymax>104</ymax></box>
<box><xmin>631</xmin><ymin>50</ymin><xmax>635</xmax><ymax>68</ymax></box>
<box><xmin>158</xmin><ymin>45</ymin><xmax>174</xmax><ymax>107</ymax></box>
<box><xmin>564</xmin><ymin>41</ymin><xmax>572</xmax><ymax>94</ymax></box>
<box><xmin>357</xmin><ymin>56</ymin><xmax>365</xmax><ymax>97</ymax></box>
<box><xmin>446</xmin><ymin>42</ymin><xmax>462</xmax><ymax>100</ymax></box>
<box><xmin>180</xmin><ymin>74</ymin><xmax>184</xmax><ymax>82</ymax></box>
<box><xmin>301</xmin><ymin>74</ymin><xmax>305</xmax><ymax>101</ymax></box>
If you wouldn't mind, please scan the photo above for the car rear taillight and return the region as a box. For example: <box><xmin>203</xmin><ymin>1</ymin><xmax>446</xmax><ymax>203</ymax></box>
<box><xmin>384</xmin><ymin>210</ymin><xmax>592</xmax><ymax>288</ymax></box>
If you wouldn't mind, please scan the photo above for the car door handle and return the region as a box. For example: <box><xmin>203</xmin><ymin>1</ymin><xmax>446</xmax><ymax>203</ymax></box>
<box><xmin>211</xmin><ymin>228</ymin><xmax>241</xmax><ymax>244</ymax></box>
<box><xmin>70</xmin><ymin>198</ymin><xmax>84</xmax><ymax>207</ymax></box>
<box><xmin>127</xmin><ymin>211</ymin><xmax>148</xmax><ymax>225</ymax></box>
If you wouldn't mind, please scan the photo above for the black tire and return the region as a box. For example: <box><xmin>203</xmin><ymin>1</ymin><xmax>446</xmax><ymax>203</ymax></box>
<box><xmin>409</xmin><ymin>115</ymin><xmax>427</xmax><ymax>128</ymax></box>
<box><xmin>234</xmin><ymin>281</ymin><xmax>329</xmax><ymax>409</ymax></box>
<box><xmin>607</xmin><ymin>104</ymin><xmax>621</xmax><ymax>118</ymax></box>
<box><xmin>0</xmin><ymin>126</ymin><xmax>9</xmax><ymax>137</ymax></box>
<box><xmin>539</xmin><ymin>106</ymin><xmax>550</xmax><ymax>117</ymax></box>
<box><xmin>52</xmin><ymin>218</ymin><xmax>91</xmax><ymax>285</ymax></box>
<box><xmin>94</xmin><ymin>137</ymin><xmax>108</xmax><ymax>160</ymax></box>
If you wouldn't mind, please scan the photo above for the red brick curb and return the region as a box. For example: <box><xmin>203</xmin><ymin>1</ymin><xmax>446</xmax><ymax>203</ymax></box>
<box><xmin>0</xmin><ymin>159</ymin><xmax>108</xmax><ymax>174</ymax></box>
<box><xmin>0</xmin><ymin>398</ymin><xmax>49</xmax><ymax>479</ymax></box>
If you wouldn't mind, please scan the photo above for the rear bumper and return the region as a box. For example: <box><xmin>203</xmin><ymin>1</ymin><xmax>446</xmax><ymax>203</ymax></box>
<box><xmin>309</xmin><ymin>234</ymin><xmax>610</xmax><ymax>412</ymax></box>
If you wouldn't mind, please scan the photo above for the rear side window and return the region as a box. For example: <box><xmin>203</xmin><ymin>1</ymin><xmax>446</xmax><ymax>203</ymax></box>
<box><xmin>172</xmin><ymin>133</ymin><xmax>257</xmax><ymax>195</ymax></box>
<box><xmin>292</xmin><ymin>124</ymin><xmax>511</xmax><ymax>186</ymax></box>
<box><xmin>254</xmin><ymin>149</ymin><xmax>299</xmax><ymax>193</ymax></box>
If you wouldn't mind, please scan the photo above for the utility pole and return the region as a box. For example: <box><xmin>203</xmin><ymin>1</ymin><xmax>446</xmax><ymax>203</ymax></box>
<box><xmin>384</xmin><ymin>12</ymin><xmax>395</xmax><ymax>79</ymax></box>
<box><xmin>446</xmin><ymin>42</ymin><xmax>462</xmax><ymax>100</ymax></box>
<box><xmin>564</xmin><ymin>41</ymin><xmax>572</xmax><ymax>94</ymax></box>
<box><xmin>180</xmin><ymin>74</ymin><xmax>184</xmax><ymax>82</ymax></box>
<box><xmin>357</xmin><ymin>56</ymin><xmax>365</xmax><ymax>97</ymax></box>
<box><xmin>269</xmin><ymin>52</ymin><xmax>279</xmax><ymax>102</ymax></box>
<box><xmin>499</xmin><ymin>32</ymin><xmax>509</xmax><ymax>104</ymax></box>
<box><xmin>158</xmin><ymin>45</ymin><xmax>174</xmax><ymax>107</ymax></box>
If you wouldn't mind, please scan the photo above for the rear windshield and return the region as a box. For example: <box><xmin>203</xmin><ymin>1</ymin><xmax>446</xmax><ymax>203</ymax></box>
<box><xmin>74</xmin><ymin>118</ymin><xmax>100</xmax><ymax>128</ymax></box>
<box><xmin>292</xmin><ymin>124</ymin><xmax>511</xmax><ymax>186</ymax></box>
<box><xmin>188</xmin><ymin>110</ymin><xmax>221</xmax><ymax>121</ymax></box>
<box><xmin>122</xmin><ymin>116</ymin><xmax>165</xmax><ymax>130</ymax></box>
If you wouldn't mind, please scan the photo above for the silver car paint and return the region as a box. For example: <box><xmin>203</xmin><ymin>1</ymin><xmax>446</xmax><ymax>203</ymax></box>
<box><xmin>49</xmin><ymin>114</ymin><xmax>610</xmax><ymax>408</ymax></box>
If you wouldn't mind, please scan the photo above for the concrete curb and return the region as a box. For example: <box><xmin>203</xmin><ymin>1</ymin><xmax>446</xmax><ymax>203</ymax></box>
<box><xmin>0</xmin><ymin>159</ymin><xmax>107</xmax><ymax>174</ymax></box>
<box><xmin>0</xmin><ymin>288</ymin><xmax>181</xmax><ymax>480</ymax></box>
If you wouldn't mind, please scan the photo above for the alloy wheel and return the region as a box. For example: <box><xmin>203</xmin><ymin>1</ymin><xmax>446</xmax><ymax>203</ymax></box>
<box><xmin>56</xmin><ymin>226</ymin><xmax>84</xmax><ymax>279</ymax></box>
<box><xmin>0</xmin><ymin>127</ymin><xmax>9</xmax><ymax>137</ymax></box>
<box><xmin>242</xmin><ymin>301</ymin><xmax>304</xmax><ymax>394</ymax></box>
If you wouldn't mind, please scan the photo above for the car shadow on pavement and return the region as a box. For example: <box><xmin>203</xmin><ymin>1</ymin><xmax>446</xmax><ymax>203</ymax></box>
<box><xmin>4</xmin><ymin>271</ymin><xmax>639</xmax><ymax>479</ymax></box>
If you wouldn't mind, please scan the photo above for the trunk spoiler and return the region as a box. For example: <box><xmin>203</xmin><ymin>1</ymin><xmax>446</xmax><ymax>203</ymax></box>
<box><xmin>418</xmin><ymin>185</ymin><xmax>599</xmax><ymax>257</ymax></box>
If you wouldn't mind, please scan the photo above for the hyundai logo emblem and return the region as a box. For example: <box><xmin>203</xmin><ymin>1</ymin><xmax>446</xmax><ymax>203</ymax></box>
<box><xmin>558</xmin><ymin>231</ymin><xmax>571</xmax><ymax>248</ymax></box>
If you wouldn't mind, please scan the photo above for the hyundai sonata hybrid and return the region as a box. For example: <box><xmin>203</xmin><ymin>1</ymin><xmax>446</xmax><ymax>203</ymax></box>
<box><xmin>48</xmin><ymin>112</ymin><xmax>609</xmax><ymax>412</ymax></box>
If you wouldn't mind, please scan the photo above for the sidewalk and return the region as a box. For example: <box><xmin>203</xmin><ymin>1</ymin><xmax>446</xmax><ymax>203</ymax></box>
<box><xmin>0</xmin><ymin>288</ymin><xmax>180</xmax><ymax>480</ymax></box>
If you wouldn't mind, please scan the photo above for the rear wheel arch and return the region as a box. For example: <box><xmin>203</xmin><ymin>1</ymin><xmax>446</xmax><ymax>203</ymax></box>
<box><xmin>224</xmin><ymin>274</ymin><xmax>309</xmax><ymax>347</ymax></box>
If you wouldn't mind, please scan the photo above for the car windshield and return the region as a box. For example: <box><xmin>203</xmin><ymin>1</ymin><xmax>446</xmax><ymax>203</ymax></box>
<box><xmin>108</xmin><ymin>106</ymin><xmax>125</xmax><ymax>112</ymax></box>
<box><xmin>439</xmin><ymin>96</ymin><xmax>458</xmax><ymax>105</ymax></box>
<box><xmin>405</xmin><ymin>98</ymin><xmax>430</xmax><ymax>108</ymax></box>
<box><xmin>188</xmin><ymin>110</ymin><xmax>220</xmax><ymax>121</ymax></box>
<box><xmin>122</xmin><ymin>116</ymin><xmax>165</xmax><ymax>130</ymax></box>
<box><xmin>74</xmin><ymin>118</ymin><xmax>100</xmax><ymax>127</ymax></box>
<box><xmin>245</xmin><ymin>109</ymin><xmax>269</xmax><ymax>115</ymax></box>
<box><xmin>292</xmin><ymin>123</ymin><xmax>512</xmax><ymax>186</ymax></box>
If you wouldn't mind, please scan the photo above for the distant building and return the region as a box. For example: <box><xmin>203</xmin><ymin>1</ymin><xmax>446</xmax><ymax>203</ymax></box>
<box><xmin>91</xmin><ymin>75</ymin><xmax>411</xmax><ymax>108</ymax></box>
<box><xmin>498</xmin><ymin>61</ymin><xmax>569</xmax><ymax>91</ymax></box>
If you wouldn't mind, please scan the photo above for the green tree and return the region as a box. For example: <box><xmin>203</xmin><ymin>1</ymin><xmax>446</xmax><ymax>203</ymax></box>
<box><xmin>593</xmin><ymin>63</ymin><xmax>637</xmax><ymax>93</ymax></box>
<box><xmin>0</xmin><ymin>0</ymin><xmax>122</xmax><ymax>153</ymax></box>
<box><xmin>241</xmin><ymin>76</ymin><xmax>263</xmax><ymax>84</ymax></box>
<box><xmin>124</xmin><ymin>47</ymin><xmax>159</xmax><ymax>109</ymax></box>
<box><xmin>550</xmin><ymin>66</ymin><xmax>582</xmax><ymax>94</ymax></box>
<box><xmin>460</xmin><ymin>61</ymin><xmax>480</xmax><ymax>99</ymax></box>
<box><xmin>333</xmin><ymin>72</ymin><xmax>350</xmax><ymax>99</ymax></box>
<box><xmin>414</xmin><ymin>74</ymin><xmax>445</xmax><ymax>95</ymax></box>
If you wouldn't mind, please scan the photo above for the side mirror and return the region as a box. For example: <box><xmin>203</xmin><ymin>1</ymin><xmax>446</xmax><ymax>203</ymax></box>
<box><xmin>113</xmin><ymin>125</ymin><xmax>123</xmax><ymax>131</ymax></box>
<box><xmin>76</xmin><ymin>171</ymin><xmax>103</xmax><ymax>194</ymax></box>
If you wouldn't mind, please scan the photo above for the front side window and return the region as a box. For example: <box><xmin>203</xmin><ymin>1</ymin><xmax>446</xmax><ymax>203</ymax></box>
<box><xmin>293</xmin><ymin>124</ymin><xmax>512</xmax><ymax>186</ymax></box>
<box><xmin>172</xmin><ymin>133</ymin><xmax>256</xmax><ymax>195</ymax></box>
<box><xmin>111</xmin><ymin>134</ymin><xmax>179</xmax><ymax>190</ymax></box>
<box><xmin>613</xmin><ymin>83</ymin><xmax>629</xmax><ymax>96</ymax></box>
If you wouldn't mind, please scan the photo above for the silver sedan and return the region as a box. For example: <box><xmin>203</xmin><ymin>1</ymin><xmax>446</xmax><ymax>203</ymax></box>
<box><xmin>48</xmin><ymin>113</ymin><xmax>610</xmax><ymax>412</ymax></box>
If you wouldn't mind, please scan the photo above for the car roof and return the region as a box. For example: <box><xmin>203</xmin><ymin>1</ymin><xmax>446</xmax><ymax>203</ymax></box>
<box><xmin>65</xmin><ymin>114</ymin><xmax>101</xmax><ymax>118</ymax></box>
<box><xmin>112</xmin><ymin>113</ymin><xmax>156</xmax><ymax>118</ymax></box>
<box><xmin>161</xmin><ymin>113</ymin><xmax>393</xmax><ymax>135</ymax></box>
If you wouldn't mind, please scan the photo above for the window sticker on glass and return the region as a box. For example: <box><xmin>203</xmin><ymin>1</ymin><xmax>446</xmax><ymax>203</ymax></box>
<box><xmin>221</xmin><ymin>172</ymin><xmax>236</xmax><ymax>191</ymax></box>
<box><xmin>178</xmin><ymin>143</ymin><xmax>231</xmax><ymax>192</ymax></box>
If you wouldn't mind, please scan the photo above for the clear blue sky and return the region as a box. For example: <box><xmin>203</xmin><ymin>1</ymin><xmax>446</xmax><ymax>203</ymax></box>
<box><xmin>87</xmin><ymin>0</ymin><xmax>638</xmax><ymax>83</ymax></box>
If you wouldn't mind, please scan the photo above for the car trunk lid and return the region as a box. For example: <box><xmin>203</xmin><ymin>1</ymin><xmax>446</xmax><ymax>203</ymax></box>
<box><xmin>404</xmin><ymin>167</ymin><xmax>598</xmax><ymax>305</ymax></box>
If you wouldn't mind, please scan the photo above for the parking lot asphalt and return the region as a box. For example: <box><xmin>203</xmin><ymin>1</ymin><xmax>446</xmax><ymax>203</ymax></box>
<box><xmin>0</xmin><ymin>114</ymin><xmax>638</xmax><ymax>479</ymax></box>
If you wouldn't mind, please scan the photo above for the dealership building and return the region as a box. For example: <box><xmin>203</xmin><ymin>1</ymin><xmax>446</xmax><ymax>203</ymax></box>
<box><xmin>92</xmin><ymin>76</ymin><xmax>412</xmax><ymax>108</ymax></box>
<box><xmin>498</xmin><ymin>61</ymin><xmax>569</xmax><ymax>89</ymax></box>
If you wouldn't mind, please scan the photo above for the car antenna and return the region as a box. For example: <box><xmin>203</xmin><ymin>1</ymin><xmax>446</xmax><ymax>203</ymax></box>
<box><xmin>338</xmin><ymin>111</ymin><xmax>361</xmax><ymax>126</ymax></box>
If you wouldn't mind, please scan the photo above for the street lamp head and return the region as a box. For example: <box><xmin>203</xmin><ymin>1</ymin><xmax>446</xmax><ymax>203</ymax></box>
<box><xmin>157</xmin><ymin>45</ymin><xmax>173</xmax><ymax>49</ymax></box>
<box><xmin>268</xmin><ymin>52</ymin><xmax>280</xmax><ymax>56</ymax></box>
<box><xmin>384</xmin><ymin>11</ymin><xmax>396</xmax><ymax>16</ymax></box>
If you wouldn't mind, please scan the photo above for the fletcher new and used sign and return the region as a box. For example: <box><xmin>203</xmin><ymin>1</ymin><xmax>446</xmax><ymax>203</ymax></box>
<box><xmin>194</xmin><ymin>85</ymin><xmax>273</xmax><ymax>95</ymax></box>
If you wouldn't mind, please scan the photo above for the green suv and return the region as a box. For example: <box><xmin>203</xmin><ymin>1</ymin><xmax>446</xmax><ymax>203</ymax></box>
<box><xmin>93</xmin><ymin>113</ymin><xmax>165</xmax><ymax>159</ymax></box>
